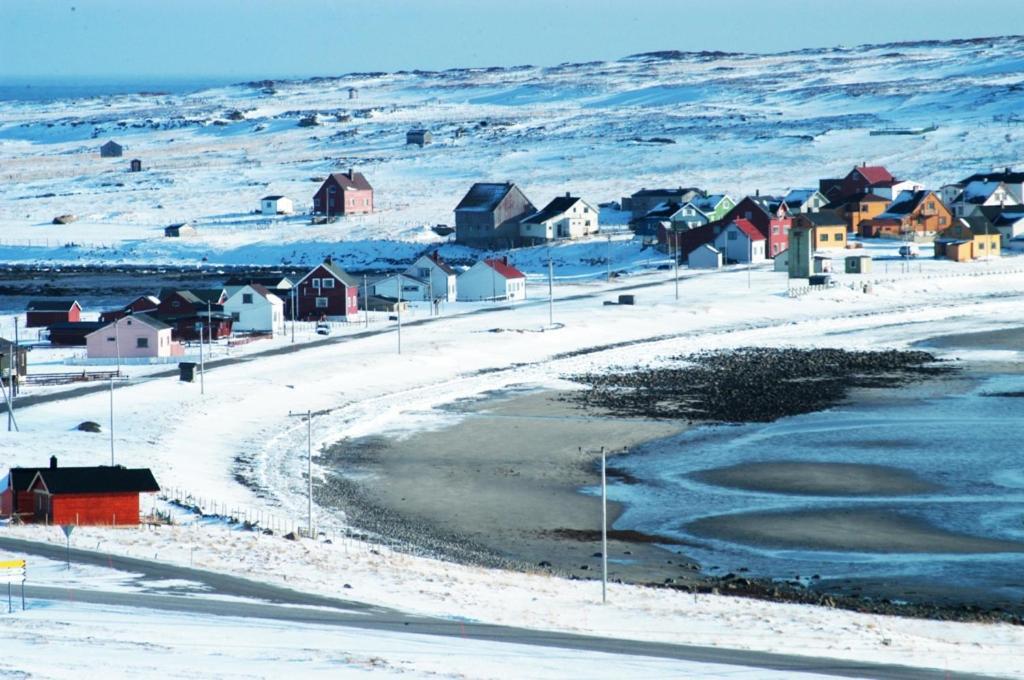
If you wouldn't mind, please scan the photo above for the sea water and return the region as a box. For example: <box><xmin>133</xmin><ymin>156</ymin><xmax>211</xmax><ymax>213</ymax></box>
<box><xmin>602</xmin><ymin>371</ymin><xmax>1024</xmax><ymax>604</ymax></box>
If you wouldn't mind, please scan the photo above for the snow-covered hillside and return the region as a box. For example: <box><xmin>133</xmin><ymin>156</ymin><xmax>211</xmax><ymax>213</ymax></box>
<box><xmin>0</xmin><ymin>35</ymin><xmax>1022</xmax><ymax>268</ymax></box>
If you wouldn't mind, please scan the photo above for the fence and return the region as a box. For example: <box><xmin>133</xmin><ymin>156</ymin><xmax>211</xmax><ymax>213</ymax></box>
<box><xmin>789</xmin><ymin>264</ymin><xmax>1024</xmax><ymax>297</ymax></box>
<box><xmin>23</xmin><ymin>370</ymin><xmax>125</xmax><ymax>386</ymax></box>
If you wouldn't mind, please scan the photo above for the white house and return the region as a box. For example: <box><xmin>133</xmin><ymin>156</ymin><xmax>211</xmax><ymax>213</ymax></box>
<box><xmin>781</xmin><ymin>189</ymin><xmax>828</xmax><ymax>214</ymax></box>
<box><xmin>520</xmin><ymin>194</ymin><xmax>599</xmax><ymax>242</ymax></box>
<box><xmin>457</xmin><ymin>257</ymin><xmax>527</xmax><ymax>302</ymax></box>
<box><xmin>404</xmin><ymin>252</ymin><xmax>458</xmax><ymax>301</ymax></box>
<box><xmin>261</xmin><ymin>195</ymin><xmax>294</xmax><ymax>215</ymax></box>
<box><xmin>372</xmin><ymin>273</ymin><xmax>431</xmax><ymax>301</ymax></box>
<box><xmin>714</xmin><ymin>219</ymin><xmax>766</xmax><ymax>263</ymax></box>
<box><xmin>951</xmin><ymin>181</ymin><xmax>1020</xmax><ymax>217</ymax></box>
<box><xmin>686</xmin><ymin>243</ymin><xmax>722</xmax><ymax>269</ymax></box>
<box><xmin>223</xmin><ymin>284</ymin><xmax>284</xmax><ymax>334</ymax></box>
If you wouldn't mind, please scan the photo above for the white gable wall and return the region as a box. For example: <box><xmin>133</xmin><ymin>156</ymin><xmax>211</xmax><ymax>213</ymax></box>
<box><xmin>225</xmin><ymin>285</ymin><xmax>284</xmax><ymax>334</ymax></box>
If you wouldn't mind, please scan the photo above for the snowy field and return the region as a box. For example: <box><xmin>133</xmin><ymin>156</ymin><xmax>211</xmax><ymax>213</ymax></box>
<box><xmin>3</xmin><ymin>264</ymin><xmax>1024</xmax><ymax>677</ymax></box>
<box><xmin>0</xmin><ymin>36</ymin><xmax>1022</xmax><ymax>270</ymax></box>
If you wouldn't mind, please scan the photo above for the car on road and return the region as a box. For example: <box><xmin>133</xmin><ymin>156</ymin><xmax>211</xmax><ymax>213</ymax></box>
<box><xmin>898</xmin><ymin>244</ymin><xmax>920</xmax><ymax>259</ymax></box>
<box><xmin>315</xmin><ymin>323</ymin><xmax>331</xmax><ymax>336</ymax></box>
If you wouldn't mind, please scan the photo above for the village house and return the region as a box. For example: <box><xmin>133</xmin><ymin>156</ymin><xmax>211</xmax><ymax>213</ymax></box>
<box><xmin>372</xmin><ymin>273</ymin><xmax>431</xmax><ymax>301</ymax></box>
<box><xmin>860</xmin><ymin>190</ymin><xmax>952</xmax><ymax>239</ymax></box>
<box><xmin>164</xmin><ymin>223</ymin><xmax>197</xmax><ymax>238</ymax></box>
<box><xmin>294</xmin><ymin>257</ymin><xmax>359</xmax><ymax>320</ymax></box>
<box><xmin>635</xmin><ymin>202</ymin><xmax>688</xmax><ymax>236</ymax></box>
<box><xmin>26</xmin><ymin>300</ymin><xmax>81</xmax><ymax>328</ymax></box>
<box><xmin>457</xmin><ymin>257</ymin><xmax>527</xmax><ymax>302</ymax></box>
<box><xmin>520</xmin><ymin>193</ymin><xmax>599</xmax><ymax>243</ymax></box>
<box><xmin>979</xmin><ymin>206</ymin><xmax>1024</xmax><ymax>246</ymax></box>
<box><xmin>780</xmin><ymin>189</ymin><xmax>829</xmax><ymax>214</ymax></box>
<box><xmin>0</xmin><ymin>338</ymin><xmax>27</xmax><ymax>391</ymax></box>
<box><xmin>406</xmin><ymin>129</ymin><xmax>432</xmax><ymax>146</ymax></box>
<box><xmin>1</xmin><ymin>466</ymin><xmax>43</xmax><ymax>520</ymax></box>
<box><xmin>99</xmin><ymin>295</ymin><xmax>161</xmax><ymax>323</ymax></box>
<box><xmin>948</xmin><ymin>181</ymin><xmax>1020</xmax><ymax>217</ymax></box>
<box><xmin>404</xmin><ymin>252</ymin><xmax>458</xmax><ymax>301</ymax></box>
<box><xmin>845</xmin><ymin>254</ymin><xmax>873</xmax><ymax>274</ymax></box>
<box><xmin>224</xmin><ymin>275</ymin><xmax>295</xmax><ymax>318</ymax></box>
<box><xmin>46</xmin><ymin>321</ymin><xmax>107</xmax><ymax>347</ymax></box>
<box><xmin>818</xmin><ymin>164</ymin><xmax>898</xmax><ymax>201</ymax></box>
<box><xmin>454</xmin><ymin>182</ymin><xmax>536</xmax><ymax>248</ymax></box>
<box><xmin>934</xmin><ymin>217</ymin><xmax>1002</xmax><ymax>261</ymax></box>
<box><xmin>793</xmin><ymin>209</ymin><xmax>847</xmax><ymax>250</ymax></box>
<box><xmin>827</xmin><ymin>192</ymin><xmax>890</xmax><ymax>233</ymax></box>
<box><xmin>713</xmin><ymin>219</ymin><xmax>766</xmax><ymax>263</ymax></box>
<box><xmin>722</xmin><ymin>195</ymin><xmax>792</xmax><ymax>257</ymax></box>
<box><xmin>621</xmin><ymin>187</ymin><xmax>703</xmax><ymax>221</ymax></box>
<box><xmin>13</xmin><ymin>456</ymin><xmax>159</xmax><ymax>526</ymax></box>
<box><xmin>223</xmin><ymin>284</ymin><xmax>284</xmax><ymax>334</ymax></box>
<box><xmin>686</xmin><ymin>243</ymin><xmax>723</xmax><ymax>269</ymax></box>
<box><xmin>129</xmin><ymin>159</ymin><xmax>142</xmax><ymax>172</ymax></box>
<box><xmin>86</xmin><ymin>314</ymin><xmax>183</xmax><ymax>359</ymax></box>
<box><xmin>261</xmin><ymin>195</ymin><xmax>294</xmax><ymax>215</ymax></box>
<box><xmin>154</xmin><ymin>289</ymin><xmax>233</xmax><ymax>341</ymax></box>
<box><xmin>312</xmin><ymin>170</ymin><xmax>374</xmax><ymax>217</ymax></box>
<box><xmin>100</xmin><ymin>140</ymin><xmax>123</xmax><ymax>158</ymax></box>
<box><xmin>960</xmin><ymin>168</ymin><xmax>1024</xmax><ymax>202</ymax></box>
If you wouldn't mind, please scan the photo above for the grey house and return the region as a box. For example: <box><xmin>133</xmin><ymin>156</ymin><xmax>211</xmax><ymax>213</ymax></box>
<box><xmin>406</xmin><ymin>129</ymin><xmax>432</xmax><ymax>146</ymax></box>
<box><xmin>622</xmin><ymin>187</ymin><xmax>703</xmax><ymax>221</ymax></box>
<box><xmin>100</xmin><ymin>140</ymin><xmax>123</xmax><ymax>158</ymax></box>
<box><xmin>455</xmin><ymin>182</ymin><xmax>536</xmax><ymax>248</ymax></box>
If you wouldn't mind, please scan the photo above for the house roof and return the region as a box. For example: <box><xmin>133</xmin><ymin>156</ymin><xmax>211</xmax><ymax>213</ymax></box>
<box><xmin>46</xmin><ymin>321</ymin><xmax>106</xmax><ymax>334</ymax></box>
<box><xmin>6</xmin><ymin>467</ymin><xmax>45</xmax><ymax>492</ymax></box>
<box><xmin>326</xmin><ymin>171</ymin><xmax>373</xmax><ymax>192</ymax></box>
<box><xmin>191</xmin><ymin>289</ymin><xmax>226</xmax><ymax>304</ymax></box>
<box><xmin>26</xmin><ymin>299</ymin><xmax>80</xmax><ymax>312</ymax></box>
<box><xmin>726</xmin><ymin>218</ymin><xmax>765</xmax><ymax>241</ymax></box>
<box><xmin>979</xmin><ymin>206</ymin><xmax>1024</xmax><ymax>225</ymax></box>
<box><xmin>960</xmin><ymin>168</ymin><xmax>1024</xmax><ymax>185</ymax></box>
<box><xmin>261</xmin><ymin>195</ymin><xmax>286</xmax><ymax>201</ymax></box>
<box><xmin>522</xmin><ymin>195</ymin><xmax>583</xmax><ymax>224</ymax></box>
<box><xmin>224</xmin><ymin>275</ymin><xmax>294</xmax><ymax>289</ymax></box>
<box><xmin>483</xmin><ymin>258</ymin><xmax>526</xmax><ymax>279</ymax></box>
<box><xmin>691</xmin><ymin>194</ymin><xmax>728</xmax><ymax>212</ymax></box>
<box><xmin>801</xmin><ymin>209</ymin><xmax>846</xmax><ymax>228</ymax></box>
<box><xmin>407</xmin><ymin>128</ymin><xmax>430</xmax><ymax>135</ymax></box>
<box><xmin>414</xmin><ymin>252</ymin><xmax>456</xmax><ymax>276</ymax></box>
<box><xmin>631</xmin><ymin>187</ymin><xmax>702</xmax><ymax>198</ymax></box>
<box><xmin>30</xmin><ymin>466</ymin><xmax>159</xmax><ymax>495</ymax></box>
<box><xmin>782</xmin><ymin>189</ymin><xmax>821</xmax><ymax>208</ymax></box>
<box><xmin>849</xmin><ymin>165</ymin><xmax>895</xmax><ymax>185</ymax></box>
<box><xmin>877</xmin><ymin>190</ymin><xmax>930</xmax><ymax>218</ymax></box>
<box><xmin>101</xmin><ymin>140</ymin><xmax>121</xmax><ymax>149</ymax></box>
<box><xmin>956</xmin><ymin>180</ymin><xmax>1006</xmax><ymax>204</ymax></box>
<box><xmin>298</xmin><ymin>259</ymin><xmax>359</xmax><ymax>288</ymax></box>
<box><xmin>455</xmin><ymin>182</ymin><xmax>517</xmax><ymax>212</ymax></box>
<box><xmin>642</xmin><ymin>201</ymin><xmax>685</xmax><ymax>220</ymax></box>
<box><xmin>958</xmin><ymin>216</ymin><xmax>1001</xmax><ymax>236</ymax></box>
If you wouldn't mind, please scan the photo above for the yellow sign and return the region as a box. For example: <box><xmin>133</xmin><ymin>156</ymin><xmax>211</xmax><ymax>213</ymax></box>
<box><xmin>0</xmin><ymin>560</ymin><xmax>26</xmax><ymax>569</ymax></box>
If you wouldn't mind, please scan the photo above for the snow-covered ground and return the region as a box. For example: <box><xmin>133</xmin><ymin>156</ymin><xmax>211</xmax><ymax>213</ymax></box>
<box><xmin>0</xmin><ymin>36</ymin><xmax>1022</xmax><ymax>269</ymax></box>
<box><xmin>3</xmin><ymin>265</ymin><xmax>1024</xmax><ymax>677</ymax></box>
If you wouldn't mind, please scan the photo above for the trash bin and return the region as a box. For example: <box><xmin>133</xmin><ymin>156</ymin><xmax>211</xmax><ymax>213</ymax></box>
<box><xmin>179</xmin><ymin>362</ymin><xmax>197</xmax><ymax>382</ymax></box>
<box><xmin>618</xmin><ymin>294</ymin><xmax>635</xmax><ymax>305</ymax></box>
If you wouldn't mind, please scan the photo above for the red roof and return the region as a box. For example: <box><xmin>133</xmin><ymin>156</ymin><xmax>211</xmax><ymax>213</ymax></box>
<box><xmin>730</xmin><ymin>218</ymin><xmax>765</xmax><ymax>241</ymax></box>
<box><xmin>484</xmin><ymin>258</ymin><xmax>526</xmax><ymax>279</ymax></box>
<box><xmin>850</xmin><ymin>165</ymin><xmax>894</xmax><ymax>185</ymax></box>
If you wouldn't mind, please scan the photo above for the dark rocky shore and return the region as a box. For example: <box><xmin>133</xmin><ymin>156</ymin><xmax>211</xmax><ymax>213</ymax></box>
<box><xmin>563</xmin><ymin>347</ymin><xmax>954</xmax><ymax>422</ymax></box>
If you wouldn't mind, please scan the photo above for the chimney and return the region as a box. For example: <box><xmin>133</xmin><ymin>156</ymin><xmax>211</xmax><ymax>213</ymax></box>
<box><xmin>502</xmin><ymin>256</ymin><xmax>508</xmax><ymax>265</ymax></box>
<box><xmin>565</xmin><ymin>191</ymin><xmax>571</xmax><ymax>197</ymax></box>
<box><xmin>755</xmin><ymin>189</ymin><xmax>760</xmax><ymax>197</ymax></box>
<box><xmin>324</xmin><ymin>255</ymin><xmax>333</xmax><ymax>265</ymax></box>
<box><xmin>50</xmin><ymin>455</ymin><xmax>58</xmax><ymax>469</ymax></box>
<box><xmin>348</xmin><ymin>168</ymin><xmax>354</xmax><ymax>178</ymax></box>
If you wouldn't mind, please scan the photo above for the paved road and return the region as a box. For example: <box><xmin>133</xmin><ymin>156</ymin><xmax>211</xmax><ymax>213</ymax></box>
<box><xmin>1</xmin><ymin>270</ymin><xmax>687</xmax><ymax>415</ymax></box>
<box><xmin>0</xmin><ymin>537</ymin><xmax>990</xmax><ymax>680</ymax></box>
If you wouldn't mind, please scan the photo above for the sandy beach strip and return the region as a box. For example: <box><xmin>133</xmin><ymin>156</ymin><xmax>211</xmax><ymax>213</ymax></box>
<box><xmin>692</xmin><ymin>461</ymin><xmax>940</xmax><ymax>496</ymax></box>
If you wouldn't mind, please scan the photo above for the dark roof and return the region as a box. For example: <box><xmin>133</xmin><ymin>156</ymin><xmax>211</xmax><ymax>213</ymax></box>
<box><xmin>27</xmin><ymin>299</ymin><xmax>80</xmax><ymax>312</ymax></box>
<box><xmin>298</xmin><ymin>259</ymin><xmax>359</xmax><ymax>287</ymax></box>
<box><xmin>631</xmin><ymin>187</ymin><xmax>702</xmax><ymax>198</ymax></box>
<box><xmin>826</xmin><ymin>191</ymin><xmax>890</xmax><ymax>209</ymax></box>
<box><xmin>158</xmin><ymin>288</ymin><xmax>202</xmax><ymax>305</ymax></box>
<box><xmin>101</xmin><ymin>140</ymin><xmax>122</xmax><ymax>149</ymax></box>
<box><xmin>7</xmin><ymin>467</ymin><xmax>45</xmax><ymax>491</ymax></box>
<box><xmin>960</xmin><ymin>169</ymin><xmax>1024</xmax><ymax>185</ymax></box>
<box><xmin>261</xmin><ymin>195</ymin><xmax>285</xmax><ymax>200</ymax></box>
<box><xmin>522</xmin><ymin>195</ymin><xmax>583</xmax><ymax>224</ymax></box>
<box><xmin>327</xmin><ymin>171</ymin><xmax>373</xmax><ymax>192</ymax></box>
<box><xmin>31</xmin><ymin>466</ymin><xmax>159</xmax><ymax>495</ymax></box>
<box><xmin>455</xmin><ymin>182</ymin><xmax>516</xmax><ymax>212</ymax></box>
<box><xmin>878</xmin><ymin>190</ymin><xmax>929</xmax><ymax>217</ymax></box>
<box><xmin>191</xmin><ymin>289</ymin><xmax>226</xmax><ymax>304</ymax></box>
<box><xmin>979</xmin><ymin>206</ymin><xmax>1024</xmax><ymax>225</ymax></box>
<box><xmin>224</xmin><ymin>275</ymin><xmax>294</xmax><ymax>288</ymax></box>
<box><xmin>959</xmin><ymin>216</ymin><xmax>1001</xmax><ymax>235</ymax></box>
<box><xmin>125</xmin><ymin>313</ymin><xmax>172</xmax><ymax>331</ymax></box>
<box><xmin>46</xmin><ymin>321</ymin><xmax>106</xmax><ymax>333</ymax></box>
<box><xmin>407</xmin><ymin>128</ymin><xmax>430</xmax><ymax>135</ymax></box>
<box><xmin>641</xmin><ymin>201</ymin><xmax>684</xmax><ymax>220</ymax></box>
<box><xmin>801</xmin><ymin>209</ymin><xmax>846</xmax><ymax>228</ymax></box>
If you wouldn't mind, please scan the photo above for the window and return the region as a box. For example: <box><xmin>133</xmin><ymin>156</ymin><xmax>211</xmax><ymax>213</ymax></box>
<box><xmin>927</xmin><ymin>202</ymin><xmax>935</xmax><ymax>210</ymax></box>
<box><xmin>773</xmin><ymin>243</ymin><xmax>779</xmax><ymax>254</ymax></box>
<box><xmin>585</xmin><ymin>220</ymin><xmax>591</xmax><ymax>227</ymax></box>
<box><xmin>772</xmin><ymin>226</ymin><xmax>779</xmax><ymax>235</ymax></box>
<box><xmin>837</xmin><ymin>232</ymin><xmax>845</xmax><ymax>241</ymax></box>
<box><xmin>242</xmin><ymin>293</ymin><xmax>253</xmax><ymax>304</ymax></box>
<box><xmin>727</xmin><ymin>231</ymin><xmax>737</xmax><ymax>241</ymax></box>
<box><xmin>136</xmin><ymin>338</ymin><xmax>148</xmax><ymax>348</ymax></box>
<box><xmin>979</xmin><ymin>242</ymin><xmax>986</xmax><ymax>250</ymax></box>
<box><xmin>820</xmin><ymin>233</ymin><xmax>828</xmax><ymax>241</ymax></box>
<box><xmin>419</xmin><ymin>267</ymin><xmax>431</xmax><ymax>278</ymax></box>
<box><xmin>321</xmin><ymin>278</ymin><xmax>335</xmax><ymax>289</ymax></box>
<box><xmin>107</xmin><ymin>336</ymin><xmax>115</xmax><ymax>342</ymax></box>
<box><xmin>311</xmin><ymin>278</ymin><xmax>321</xmax><ymax>289</ymax></box>
<box><xmin>315</xmin><ymin>297</ymin><xmax>328</xmax><ymax>308</ymax></box>
<box><xmin>231</xmin><ymin>312</ymin><xmax>240</xmax><ymax>321</ymax></box>
<box><xmin>744</xmin><ymin>211</ymin><xmax>752</xmax><ymax>219</ymax></box>
<box><xmin>939</xmin><ymin>217</ymin><xmax>947</xmax><ymax>225</ymax></box>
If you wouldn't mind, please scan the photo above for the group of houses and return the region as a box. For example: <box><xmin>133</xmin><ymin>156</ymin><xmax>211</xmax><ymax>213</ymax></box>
<box><xmin>1</xmin><ymin>455</ymin><xmax>159</xmax><ymax>526</ymax></box>
<box><xmin>641</xmin><ymin>164</ymin><xmax>1024</xmax><ymax>268</ymax></box>
<box><xmin>454</xmin><ymin>183</ymin><xmax>601</xmax><ymax>248</ymax></box>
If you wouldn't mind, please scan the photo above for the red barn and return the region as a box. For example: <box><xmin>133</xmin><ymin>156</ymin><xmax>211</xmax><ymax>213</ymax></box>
<box><xmin>23</xmin><ymin>457</ymin><xmax>159</xmax><ymax>526</ymax></box>
<box><xmin>295</xmin><ymin>257</ymin><xmax>359</xmax><ymax>320</ymax></box>
<box><xmin>312</xmin><ymin>169</ymin><xmax>374</xmax><ymax>217</ymax></box>
<box><xmin>26</xmin><ymin>300</ymin><xmax>81</xmax><ymax>328</ymax></box>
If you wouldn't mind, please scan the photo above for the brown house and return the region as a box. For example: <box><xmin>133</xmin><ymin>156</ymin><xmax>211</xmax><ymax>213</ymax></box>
<box><xmin>454</xmin><ymin>182</ymin><xmax>536</xmax><ymax>248</ymax></box>
<box><xmin>820</xmin><ymin>164</ymin><xmax>897</xmax><ymax>201</ymax></box>
<box><xmin>828</xmin><ymin>192</ymin><xmax>890</xmax><ymax>233</ymax></box>
<box><xmin>154</xmin><ymin>289</ymin><xmax>232</xmax><ymax>341</ymax></box>
<box><xmin>860</xmin><ymin>190</ymin><xmax>952</xmax><ymax>239</ymax></box>
<box><xmin>312</xmin><ymin>170</ymin><xmax>374</xmax><ymax>217</ymax></box>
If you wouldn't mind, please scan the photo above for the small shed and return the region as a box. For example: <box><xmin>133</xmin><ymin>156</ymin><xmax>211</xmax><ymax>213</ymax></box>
<box><xmin>348</xmin><ymin>87</ymin><xmax>358</xmax><ymax>100</ymax></box>
<box><xmin>0</xmin><ymin>337</ymin><xmax>27</xmax><ymax>385</ymax></box>
<box><xmin>129</xmin><ymin>159</ymin><xmax>142</xmax><ymax>172</ymax></box>
<box><xmin>686</xmin><ymin>243</ymin><xmax>723</xmax><ymax>269</ymax></box>
<box><xmin>845</xmin><ymin>255</ymin><xmax>873</xmax><ymax>274</ymax></box>
<box><xmin>26</xmin><ymin>300</ymin><xmax>82</xmax><ymax>328</ymax></box>
<box><xmin>406</xmin><ymin>129</ymin><xmax>432</xmax><ymax>147</ymax></box>
<box><xmin>164</xmin><ymin>223</ymin><xmax>197</xmax><ymax>238</ymax></box>
<box><xmin>100</xmin><ymin>140</ymin><xmax>123</xmax><ymax>158</ymax></box>
<box><xmin>261</xmin><ymin>195</ymin><xmax>294</xmax><ymax>215</ymax></box>
<box><xmin>813</xmin><ymin>254</ymin><xmax>833</xmax><ymax>274</ymax></box>
<box><xmin>46</xmin><ymin>321</ymin><xmax>106</xmax><ymax>346</ymax></box>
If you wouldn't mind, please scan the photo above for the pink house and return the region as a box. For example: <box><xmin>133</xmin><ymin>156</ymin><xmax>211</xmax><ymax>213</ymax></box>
<box><xmin>85</xmin><ymin>314</ymin><xmax>183</xmax><ymax>359</ymax></box>
<box><xmin>312</xmin><ymin>169</ymin><xmax>374</xmax><ymax>216</ymax></box>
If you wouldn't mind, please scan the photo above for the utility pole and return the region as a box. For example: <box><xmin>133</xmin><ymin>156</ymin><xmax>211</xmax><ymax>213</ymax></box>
<box><xmin>363</xmin><ymin>274</ymin><xmax>369</xmax><ymax>328</ymax></box>
<box><xmin>13</xmin><ymin>318</ymin><xmax>19</xmax><ymax>398</ymax></box>
<box><xmin>198</xmin><ymin>321</ymin><xmax>205</xmax><ymax>396</ymax></box>
<box><xmin>606</xmin><ymin>236</ymin><xmax>612</xmax><ymax>282</ymax></box>
<box><xmin>548</xmin><ymin>255</ymin><xmax>554</xmax><ymax>327</ymax></box>
<box><xmin>673</xmin><ymin>237</ymin><xmax>679</xmax><ymax>300</ymax></box>
<box><xmin>6</xmin><ymin>338</ymin><xmax>15</xmax><ymax>429</ymax></box>
<box><xmin>288</xmin><ymin>409</ymin><xmax>314</xmax><ymax>537</ymax></box>
<box><xmin>396</xmin><ymin>275</ymin><xmax>402</xmax><ymax>355</ymax></box>
<box><xmin>291</xmin><ymin>287</ymin><xmax>296</xmax><ymax>343</ymax></box>
<box><xmin>601</xmin><ymin>446</ymin><xmax>608</xmax><ymax>605</ymax></box>
<box><xmin>109</xmin><ymin>377</ymin><xmax>115</xmax><ymax>465</ymax></box>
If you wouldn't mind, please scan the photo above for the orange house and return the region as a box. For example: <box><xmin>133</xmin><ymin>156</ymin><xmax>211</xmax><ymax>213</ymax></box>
<box><xmin>832</xmin><ymin>192</ymin><xmax>890</xmax><ymax>233</ymax></box>
<box><xmin>934</xmin><ymin>218</ymin><xmax>1002</xmax><ymax>261</ymax></box>
<box><xmin>860</xmin><ymin>190</ymin><xmax>952</xmax><ymax>239</ymax></box>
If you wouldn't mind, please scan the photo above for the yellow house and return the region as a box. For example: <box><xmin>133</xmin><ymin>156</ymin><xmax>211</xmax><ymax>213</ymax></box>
<box><xmin>834</xmin><ymin>192</ymin><xmax>890</xmax><ymax>233</ymax></box>
<box><xmin>935</xmin><ymin>217</ymin><xmax>1002</xmax><ymax>261</ymax></box>
<box><xmin>795</xmin><ymin>210</ymin><xmax>847</xmax><ymax>249</ymax></box>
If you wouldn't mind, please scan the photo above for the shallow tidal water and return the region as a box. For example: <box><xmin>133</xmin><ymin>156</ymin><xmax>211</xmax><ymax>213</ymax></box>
<box><xmin>603</xmin><ymin>370</ymin><xmax>1024</xmax><ymax>605</ymax></box>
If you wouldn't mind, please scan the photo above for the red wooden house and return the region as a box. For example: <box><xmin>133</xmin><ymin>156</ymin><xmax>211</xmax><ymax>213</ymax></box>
<box><xmin>295</xmin><ymin>257</ymin><xmax>359</xmax><ymax>320</ymax></box>
<box><xmin>722</xmin><ymin>196</ymin><xmax>792</xmax><ymax>257</ymax></box>
<box><xmin>0</xmin><ymin>466</ymin><xmax>45</xmax><ymax>520</ymax></box>
<box><xmin>312</xmin><ymin>169</ymin><xmax>374</xmax><ymax>217</ymax></box>
<box><xmin>26</xmin><ymin>300</ymin><xmax>82</xmax><ymax>328</ymax></box>
<box><xmin>819</xmin><ymin>164</ymin><xmax>897</xmax><ymax>202</ymax></box>
<box><xmin>155</xmin><ymin>289</ymin><xmax>232</xmax><ymax>341</ymax></box>
<box><xmin>99</xmin><ymin>295</ymin><xmax>161</xmax><ymax>323</ymax></box>
<box><xmin>25</xmin><ymin>458</ymin><xmax>159</xmax><ymax>526</ymax></box>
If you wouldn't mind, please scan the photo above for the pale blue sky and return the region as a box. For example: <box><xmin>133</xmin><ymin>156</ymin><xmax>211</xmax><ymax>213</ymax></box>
<box><xmin>3</xmin><ymin>0</ymin><xmax>1022</xmax><ymax>81</ymax></box>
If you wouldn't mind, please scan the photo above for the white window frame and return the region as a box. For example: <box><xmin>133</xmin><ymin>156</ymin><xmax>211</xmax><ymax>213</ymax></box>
<box><xmin>315</xmin><ymin>297</ymin><xmax>328</xmax><ymax>309</ymax></box>
<box><xmin>321</xmin><ymin>278</ymin><xmax>335</xmax><ymax>289</ymax></box>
